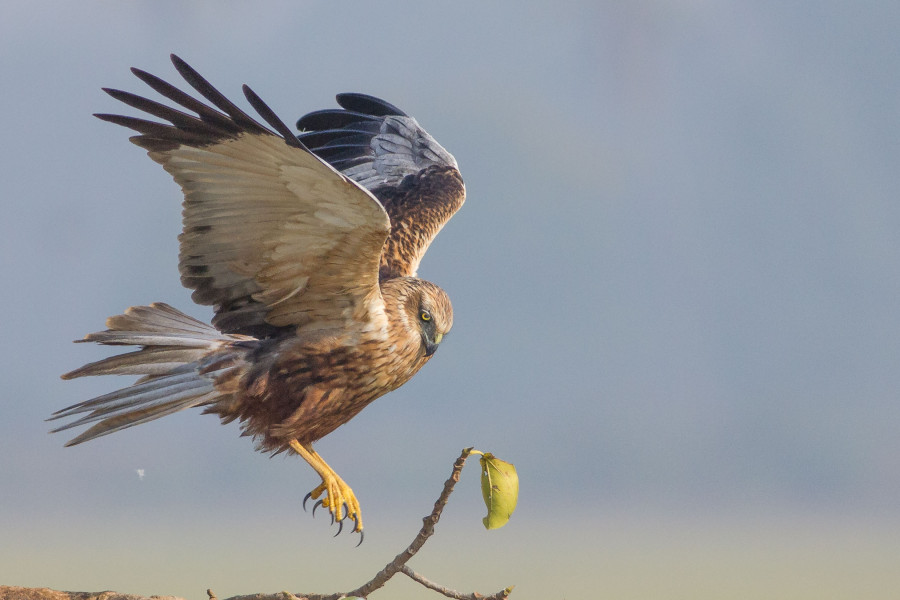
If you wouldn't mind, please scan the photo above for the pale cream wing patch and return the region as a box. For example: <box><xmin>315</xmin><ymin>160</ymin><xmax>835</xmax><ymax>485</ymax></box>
<box><xmin>151</xmin><ymin>131</ymin><xmax>391</xmax><ymax>332</ymax></box>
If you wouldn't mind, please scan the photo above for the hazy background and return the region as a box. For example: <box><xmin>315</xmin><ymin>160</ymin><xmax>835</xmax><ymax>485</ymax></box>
<box><xmin>2</xmin><ymin>2</ymin><xmax>899</xmax><ymax>598</ymax></box>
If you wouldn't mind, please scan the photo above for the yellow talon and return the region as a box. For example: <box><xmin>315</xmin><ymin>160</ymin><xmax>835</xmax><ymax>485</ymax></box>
<box><xmin>290</xmin><ymin>439</ymin><xmax>363</xmax><ymax>532</ymax></box>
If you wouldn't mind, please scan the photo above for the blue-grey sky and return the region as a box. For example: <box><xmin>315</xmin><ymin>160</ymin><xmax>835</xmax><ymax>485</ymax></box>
<box><xmin>3</xmin><ymin>2</ymin><xmax>900</xmax><ymax>598</ymax></box>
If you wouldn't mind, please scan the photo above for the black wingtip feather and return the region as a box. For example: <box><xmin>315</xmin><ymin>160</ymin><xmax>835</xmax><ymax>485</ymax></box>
<box><xmin>169</xmin><ymin>55</ymin><xmax>269</xmax><ymax>136</ymax></box>
<box><xmin>295</xmin><ymin>93</ymin><xmax>407</xmax><ymax>133</ymax></box>
<box><xmin>102</xmin><ymin>87</ymin><xmax>228</xmax><ymax>135</ymax></box>
<box><xmin>94</xmin><ymin>113</ymin><xmax>207</xmax><ymax>143</ymax></box>
<box><xmin>297</xmin><ymin>124</ymin><xmax>382</xmax><ymax>148</ymax></box>
<box><xmin>129</xmin><ymin>66</ymin><xmax>243</xmax><ymax>135</ymax></box>
<box><xmin>242</xmin><ymin>84</ymin><xmax>305</xmax><ymax>148</ymax></box>
<box><xmin>296</xmin><ymin>109</ymin><xmax>381</xmax><ymax>132</ymax></box>
<box><xmin>335</xmin><ymin>93</ymin><xmax>407</xmax><ymax>117</ymax></box>
<box><xmin>98</xmin><ymin>56</ymin><xmax>321</xmax><ymax>153</ymax></box>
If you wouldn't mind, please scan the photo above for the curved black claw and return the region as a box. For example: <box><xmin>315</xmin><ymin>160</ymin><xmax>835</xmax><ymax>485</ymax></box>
<box><xmin>334</xmin><ymin>518</ymin><xmax>344</xmax><ymax>537</ymax></box>
<box><xmin>355</xmin><ymin>529</ymin><xmax>365</xmax><ymax>547</ymax></box>
<box><xmin>311</xmin><ymin>499</ymin><xmax>324</xmax><ymax>518</ymax></box>
<box><xmin>302</xmin><ymin>492</ymin><xmax>313</xmax><ymax>512</ymax></box>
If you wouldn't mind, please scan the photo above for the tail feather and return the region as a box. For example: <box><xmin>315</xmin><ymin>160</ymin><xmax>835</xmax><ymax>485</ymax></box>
<box><xmin>50</xmin><ymin>371</ymin><xmax>211</xmax><ymax>423</ymax></box>
<box><xmin>75</xmin><ymin>302</ymin><xmax>251</xmax><ymax>347</ymax></box>
<box><xmin>54</xmin><ymin>303</ymin><xmax>252</xmax><ymax>446</ymax></box>
<box><xmin>104</xmin><ymin>302</ymin><xmax>226</xmax><ymax>336</ymax></box>
<box><xmin>76</xmin><ymin>331</ymin><xmax>229</xmax><ymax>347</ymax></box>
<box><xmin>60</xmin><ymin>390</ymin><xmax>221</xmax><ymax>446</ymax></box>
<box><xmin>61</xmin><ymin>347</ymin><xmax>204</xmax><ymax>379</ymax></box>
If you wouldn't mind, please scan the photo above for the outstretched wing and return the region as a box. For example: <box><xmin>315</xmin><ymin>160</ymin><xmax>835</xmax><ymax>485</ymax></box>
<box><xmin>97</xmin><ymin>55</ymin><xmax>391</xmax><ymax>338</ymax></box>
<box><xmin>297</xmin><ymin>94</ymin><xmax>466</xmax><ymax>279</ymax></box>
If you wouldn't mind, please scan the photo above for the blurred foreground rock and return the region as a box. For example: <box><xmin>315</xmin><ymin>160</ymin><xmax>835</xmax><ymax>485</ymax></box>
<box><xmin>0</xmin><ymin>587</ymin><xmax>183</xmax><ymax>600</ymax></box>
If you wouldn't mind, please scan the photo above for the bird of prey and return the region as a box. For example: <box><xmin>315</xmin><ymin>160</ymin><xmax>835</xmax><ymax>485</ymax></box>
<box><xmin>50</xmin><ymin>55</ymin><xmax>465</xmax><ymax>538</ymax></box>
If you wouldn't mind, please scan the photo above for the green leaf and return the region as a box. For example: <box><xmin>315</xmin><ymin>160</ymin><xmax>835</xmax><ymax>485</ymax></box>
<box><xmin>479</xmin><ymin>453</ymin><xmax>518</xmax><ymax>529</ymax></box>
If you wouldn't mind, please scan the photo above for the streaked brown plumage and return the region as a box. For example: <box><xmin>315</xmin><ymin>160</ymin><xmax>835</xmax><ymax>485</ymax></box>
<box><xmin>50</xmin><ymin>55</ymin><xmax>465</xmax><ymax>537</ymax></box>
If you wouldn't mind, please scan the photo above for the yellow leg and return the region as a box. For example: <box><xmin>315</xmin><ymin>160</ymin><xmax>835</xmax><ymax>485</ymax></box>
<box><xmin>289</xmin><ymin>439</ymin><xmax>363</xmax><ymax>532</ymax></box>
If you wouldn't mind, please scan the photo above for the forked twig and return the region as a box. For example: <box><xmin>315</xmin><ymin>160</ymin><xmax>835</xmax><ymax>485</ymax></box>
<box><xmin>291</xmin><ymin>447</ymin><xmax>513</xmax><ymax>600</ymax></box>
<box><xmin>400</xmin><ymin>565</ymin><xmax>514</xmax><ymax>600</ymax></box>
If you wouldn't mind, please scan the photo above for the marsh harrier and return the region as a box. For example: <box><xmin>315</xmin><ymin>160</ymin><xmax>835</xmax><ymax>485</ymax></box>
<box><xmin>50</xmin><ymin>55</ymin><xmax>465</xmax><ymax>539</ymax></box>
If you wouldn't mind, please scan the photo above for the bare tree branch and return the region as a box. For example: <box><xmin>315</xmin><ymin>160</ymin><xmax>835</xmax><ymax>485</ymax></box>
<box><xmin>338</xmin><ymin>447</ymin><xmax>476</xmax><ymax>599</ymax></box>
<box><xmin>4</xmin><ymin>448</ymin><xmax>514</xmax><ymax>600</ymax></box>
<box><xmin>399</xmin><ymin>566</ymin><xmax>513</xmax><ymax>600</ymax></box>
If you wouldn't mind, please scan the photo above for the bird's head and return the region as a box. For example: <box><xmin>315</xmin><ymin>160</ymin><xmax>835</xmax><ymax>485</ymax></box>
<box><xmin>406</xmin><ymin>281</ymin><xmax>453</xmax><ymax>357</ymax></box>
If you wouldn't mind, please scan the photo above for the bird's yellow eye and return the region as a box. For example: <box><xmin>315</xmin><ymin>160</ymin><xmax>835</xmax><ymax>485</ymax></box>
<box><xmin>420</xmin><ymin>311</ymin><xmax>431</xmax><ymax>322</ymax></box>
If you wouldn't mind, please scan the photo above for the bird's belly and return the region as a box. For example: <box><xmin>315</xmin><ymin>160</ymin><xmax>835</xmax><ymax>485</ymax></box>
<box><xmin>229</xmin><ymin>340</ymin><xmax>426</xmax><ymax>451</ymax></box>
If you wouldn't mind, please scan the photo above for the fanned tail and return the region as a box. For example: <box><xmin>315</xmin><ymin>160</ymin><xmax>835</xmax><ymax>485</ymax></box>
<box><xmin>51</xmin><ymin>302</ymin><xmax>253</xmax><ymax>446</ymax></box>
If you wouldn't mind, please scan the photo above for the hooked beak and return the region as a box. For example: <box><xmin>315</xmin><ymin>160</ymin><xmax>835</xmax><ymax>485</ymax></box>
<box><xmin>424</xmin><ymin>332</ymin><xmax>443</xmax><ymax>357</ymax></box>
